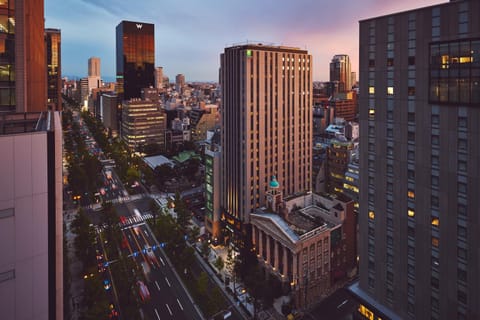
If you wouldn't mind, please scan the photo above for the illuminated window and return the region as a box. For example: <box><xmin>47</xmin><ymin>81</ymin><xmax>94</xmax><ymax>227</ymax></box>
<box><xmin>408</xmin><ymin>190</ymin><xmax>415</xmax><ymax>199</ymax></box>
<box><xmin>368</xmin><ymin>211</ymin><xmax>375</xmax><ymax>220</ymax></box>
<box><xmin>431</xmin><ymin>217</ymin><xmax>439</xmax><ymax>227</ymax></box>
<box><xmin>369</xmin><ymin>109</ymin><xmax>375</xmax><ymax>117</ymax></box>
<box><xmin>369</xmin><ymin>86</ymin><xmax>375</xmax><ymax>94</ymax></box>
<box><xmin>408</xmin><ymin>209</ymin><xmax>415</xmax><ymax>217</ymax></box>
<box><xmin>387</xmin><ymin>87</ymin><xmax>394</xmax><ymax>95</ymax></box>
<box><xmin>431</xmin><ymin>237</ymin><xmax>439</xmax><ymax>247</ymax></box>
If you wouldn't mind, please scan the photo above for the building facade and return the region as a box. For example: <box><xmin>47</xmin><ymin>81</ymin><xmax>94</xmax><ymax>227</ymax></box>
<box><xmin>0</xmin><ymin>111</ymin><xmax>63</xmax><ymax>320</ymax></box>
<box><xmin>329</xmin><ymin>54</ymin><xmax>352</xmax><ymax>94</ymax></box>
<box><xmin>250</xmin><ymin>189</ymin><xmax>356</xmax><ymax>308</ymax></box>
<box><xmin>356</xmin><ymin>1</ymin><xmax>480</xmax><ymax>319</ymax></box>
<box><xmin>0</xmin><ymin>0</ymin><xmax>47</xmax><ymax>112</ymax></box>
<box><xmin>205</xmin><ymin>147</ymin><xmax>221</xmax><ymax>239</ymax></box>
<box><xmin>87</xmin><ymin>57</ymin><xmax>101</xmax><ymax>94</ymax></box>
<box><xmin>45</xmin><ymin>28</ymin><xmax>61</xmax><ymax>111</ymax></box>
<box><xmin>116</xmin><ymin>21</ymin><xmax>154</xmax><ymax>101</ymax></box>
<box><xmin>220</xmin><ymin>44</ymin><xmax>312</xmax><ymax>239</ymax></box>
<box><xmin>155</xmin><ymin>67</ymin><xmax>164</xmax><ymax>90</ymax></box>
<box><xmin>175</xmin><ymin>73</ymin><xmax>185</xmax><ymax>93</ymax></box>
<box><xmin>121</xmin><ymin>98</ymin><xmax>166</xmax><ymax>151</ymax></box>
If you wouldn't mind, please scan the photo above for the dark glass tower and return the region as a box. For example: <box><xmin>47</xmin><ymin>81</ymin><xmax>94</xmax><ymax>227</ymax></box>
<box><xmin>116</xmin><ymin>21</ymin><xmax>154</xmax><ymax>101</ymax></box>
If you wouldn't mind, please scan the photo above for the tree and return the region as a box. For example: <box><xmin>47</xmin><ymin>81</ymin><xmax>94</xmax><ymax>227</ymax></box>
<box><xmin>200</xmin><ymin>240</ymin><xmax>211</xmax><ymax>259</ymax></box>
<box><xmin>154</xmin><ymin>164</ymin><xmax>175</xmax><ymax>185</ymax></box>
<box><xmin>174</xmin><ymin>191</ymin><xmax>191</xmax><ymax>231</ymax></box>
<box><xmin>126</xmin><ymin>166</ymin><xmax>140</xmax><ymax>185</ymax></box>
<box><xmin>214</xmin><ymin>256</ymin><xmax>224</xmax><ymax>273</ymax></box>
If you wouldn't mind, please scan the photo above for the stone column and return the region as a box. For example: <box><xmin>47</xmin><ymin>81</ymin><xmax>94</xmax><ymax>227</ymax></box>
<box><xmin>274</xmin><ymin>239</ymin><xmax>280</xmax><ymax>271</ymax></box>
<box><xmin>283</xmin><ymin>246</ymin><xmax>289</xmax><ymax>277</ymax></box>
<box><xmin>266</xmin><ymin>234</ymin><xmax>271</xmax><ymax>265</ymax></box>
<box><xmin>292</xmin><ymin>251</ymin><xmax>298</xmax><ymax>286</ymax></box>
<box><xmin>252</xmin><ymin>225</ymin><xmax>257</xmax><ymax>249</ymax></box>
<box><xmin>258</xmin><ymin>229</ymin><xmax>263</xmax><ymax>259</ymax></box>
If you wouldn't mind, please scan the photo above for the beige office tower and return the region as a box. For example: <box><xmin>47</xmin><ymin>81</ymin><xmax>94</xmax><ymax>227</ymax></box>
<box><xmin>88</xmin><ymin>57</ymin><xmax>101</xmax><ymax>92</ymax></box>
<box><xmin>355</xmin><ymin>0</ymin><xmax>480</xmax><ymax>319</ymax></box>
<box><xmin>155</xmin><ymin>67</ymin><xmax>164</xmax><ymax>89</ymax></box>
<box><xmin>220</xmin><ymin>44</ymin><xmax>312</xmax><ymax>239</ymax></box>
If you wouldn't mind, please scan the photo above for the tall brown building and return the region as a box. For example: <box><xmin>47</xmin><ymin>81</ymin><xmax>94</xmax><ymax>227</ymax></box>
<box><xmin>220</xmin><ymin>44</ymin><xmax>312</xmax><ymax>241</ymax></box>
<box><xmin>15</xmin><ymin>0</ymin><xmax>47</xmax><ymax>112</ymax></box>
<box><xmin>355</xmin><ymin>1</ymin><xmax>480</xmax><ymax>319</ymax></box>
<box><xmin>45</xmin><ymin>28</ymin><xmax>61</xmax><ymax>111</ymax></box>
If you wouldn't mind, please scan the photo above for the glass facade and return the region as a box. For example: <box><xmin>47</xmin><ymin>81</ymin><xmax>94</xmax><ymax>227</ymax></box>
<box><xmin>0</xmin><ymin>0</ymin><xmax>15</xmax><ymax>112</ymax></box>
<box><xmin>116</xmin><ymin>21</ymin><xmax>155</xmax><ymax>101</ymax></box>
<box><xmin>45</xmin><ymin>29</ymin><xmax>61</xmax><ymax>111</ymax></box>
<box><xmin>429</xmin><ymin>39</ymin><xmax>480</xmax><ymax>105</ymax></box>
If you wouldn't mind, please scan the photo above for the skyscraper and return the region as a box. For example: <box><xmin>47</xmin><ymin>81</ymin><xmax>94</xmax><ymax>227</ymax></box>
<box><xmin>330</xmin><ymin>54</ymin><xmax>352</xmax><ymax>93</ymax></box>
<box><xmin>0</xmin><ymin>111</ymin><xmax>64</xmax><ymax>320</ymax></box>
<box><xmin>116</xmin><ymin>21</ymin><xmax>154</xmax><ymax>101</ymax></box>
<box><xmin>45</xmin><ymin>28</ymin><xmax>62</xmax><ymax>111</ymax></box>
<box><xmin>155</xmin><ymin>67</ymin><xmax>164</xmax><ymax>90</ymax></box>
<box><xmin>0</xmin><ymin>0</ymin><xmax>47</xmax><ymax>112</ymax></box>
<box><xmin>88</xmin><ymin>56</ymin><xmax>100</xmax><ymax>77</ymax></box>
<box><xmin>88</xmin><ymin>57</ymin><xmax>101</xmax><ymax>93</ymax></box>
<box><xmin>175</xmin><ymin>73</ymin><xmax>185</xmax><ymax>93</ymax></box>
<box><xmin>220</xmin><ymin>44</ymin><xmax>312</xmax><ymax>240</ymax></box>
<box><xmin>355</xmin><ymin>1</ymin><xmax>480</xmax><ymax>319</ymax></box>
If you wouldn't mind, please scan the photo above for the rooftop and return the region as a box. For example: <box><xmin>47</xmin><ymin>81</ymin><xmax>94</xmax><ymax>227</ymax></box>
<box><xmin>0</xmin><ymin>112</ymin><xmax>50</xmax><ymax>135</ymax></box>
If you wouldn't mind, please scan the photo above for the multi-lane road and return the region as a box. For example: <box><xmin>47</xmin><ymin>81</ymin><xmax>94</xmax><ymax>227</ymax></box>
<box><xmin>118</xmin><ymin>213</ymin><xmax>203</xmax><ymax>320</ymax></box>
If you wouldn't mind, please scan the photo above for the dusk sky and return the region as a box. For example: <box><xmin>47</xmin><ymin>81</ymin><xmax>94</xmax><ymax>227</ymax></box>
<box><xmin>45</xmin><ymin>0</ymin><xmax>443</xmax><ymax>82</ymax></box>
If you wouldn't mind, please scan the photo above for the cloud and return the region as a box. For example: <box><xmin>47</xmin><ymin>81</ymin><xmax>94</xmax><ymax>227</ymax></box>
<box><xmin>46</xmin><ymin>0</ymin><xmax>444</xmax><ymax>81</ymax></box>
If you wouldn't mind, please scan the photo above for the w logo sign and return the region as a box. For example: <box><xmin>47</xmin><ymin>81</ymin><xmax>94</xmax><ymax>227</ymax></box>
<box><xmin>136</xmin><ymin>24</ymin><xmax>143</xmax><ymax>30</ymax></box>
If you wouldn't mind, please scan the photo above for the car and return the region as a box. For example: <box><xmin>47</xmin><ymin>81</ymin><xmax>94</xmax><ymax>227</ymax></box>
<box><xmin>137</xmin><ymin>280</ymin><xmax>150</xmax><ymax>302</ymax></box>
<box><xmin>103</xmin><ymin>279</ymin><xmax>111</xmax><ymax>290</ymax></box>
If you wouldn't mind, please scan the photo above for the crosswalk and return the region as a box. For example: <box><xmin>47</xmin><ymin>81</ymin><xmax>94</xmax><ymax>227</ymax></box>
<box><xmin>119</xmin><ymin>213</ymin><xmax>154</xmax><ymax>227</ymax></box>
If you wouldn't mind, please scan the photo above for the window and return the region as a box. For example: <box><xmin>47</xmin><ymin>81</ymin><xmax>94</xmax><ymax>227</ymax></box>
<box><xmin>387</xmin><ymin>58</ymin><xmax>394</xmax><ymax>67</ymax></box>
<box><xmin>369</xmin><ymin>59</ymin><xmax>375</xmax><ymax>67</ymax></box>
<box><xmin>408</xmin><ymin>87</ymin><xmax>415</xmax><ymax>96</ymax></box>
<box><xmin>432</xmin><ymin>135</ymin><xmax>439</xmax><ymax>146</ymax></box>
<box><xmin>408</xmin><ymin>56</ymin><xmax>416</xmax><ymax>65</ymax></box>
<box><xmin>408</xmin><ymin>190</ymin><xmax>415</xmax><ymax>199</ymax></box>
<box><xmin>369</xmin><ymin>86</ymin><xmax>375</xmax><ymax>94</ymax></box>
<box><xmin>387</xmin><ymin>87</ymin><xmax>394</xmax><ymax>95</ymax></box>
<box><xmin>0</xmin><ymin>208</ymin><xmax>14</xmax><ymax>219</ymax></box>
<box><xmin>431</xmin><ymin>217</ymin><xmax>439</xmax><ymax>227</ymax></box>
<box><xmin>369</xmin><ymin>211</ymin><xmax>375</xmax><ymax>220</ymax></box>
<box><xmin>432</xmin><ymin>237</ymin><xmax>439</xmax><ymax>247</ymax></box>
<box><xmin>408</xmin><ymin>209</ymin><xmax>415</xmax><ymax>217</ymax></box>
<box><xmin>0</xmin><ymin>270</ymin><xmax>15</xmax><ymax>283</ymax></box>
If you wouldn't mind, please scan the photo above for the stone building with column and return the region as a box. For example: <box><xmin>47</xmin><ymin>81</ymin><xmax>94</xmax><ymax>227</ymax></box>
<box><xmin>250</xmin><ymin>178</ymin><xmax>356</xmax><ymax>308</ymax></box>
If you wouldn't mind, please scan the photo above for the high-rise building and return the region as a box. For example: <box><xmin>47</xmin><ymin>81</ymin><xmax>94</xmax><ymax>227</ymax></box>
<box><xmin>88</xmin><ymin>57</ymin><xmax>101</xmax><ymax>93</ymax></box>
<box><xmin>155</xmin><ymin>67</ymin><xmax>164</xmax><ymax>90</ymax></box>
<box><xmin>88</xmin><ymin>57</ymin><xmax>100</xmax><ymax>77</ymax></box>
<box><xmin>220</xmin><ymin>44</ymin><xmax>312</xmax><ymax>241</ymax></box>
<box><xmin>116</xmin><ymin>21</ymin><xmax>154</xmax><ymax>101</ymax></box>
<box><xmin>175</xmin><ymin>73</ymin><xmax>185</xmax><ymax>93</ymax></box>
<box><xmin>45</xmin><ymin>28</ymin><xmax>62</xmax><ymax>111</ymax></box>
<box><xmin>121</xmin><ymin>92</ymin><xmax>166</xmax><ymax>151</ymax></box>
<box><xmin>354</xmin><ymin>1</ymin><xmax>480</xmax><ymax>319</ymax></box>
<box><xmin>0</xmin><ymin>111</ymin><xmax>64</xmax><ymax>320</ymax></box>
<box><xmin>329</xmin><ymin>54</ymin><xmax>352</xmax><ymax>93</ymax></box>
<box><xmin>0</xmin><ymin>0</ymin><xmax>47</xmax><ymax>112</ymax></box>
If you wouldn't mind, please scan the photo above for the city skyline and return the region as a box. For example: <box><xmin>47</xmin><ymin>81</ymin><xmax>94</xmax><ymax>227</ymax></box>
<box><xmin>45</xmin><ymin>0</ymin><xmax>443</xmax><ymax>81</ymax></box>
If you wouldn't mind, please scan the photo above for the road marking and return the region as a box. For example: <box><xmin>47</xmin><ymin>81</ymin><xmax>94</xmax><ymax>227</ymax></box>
<box><xmin>154</xmin><ymin>308</ymin><xmax>161</xmax><ymax>320</ymax></box>
<box><xmin>165</xmin><ymin>277</ymin><xmax>171</xmax><ymax>287</ymax></box>
<box><xmin>155</xmin><ymin>280</ymin><xmax>161</xmax><ymax>291</ymax></box>
<box><xmin>337</xmin><ymin>299</ymin><xmax>348</xmax><ymax>309</ymax></box>
<box><xmin>160</xmin><ymin>257</ymin><xmax>165</xmax><ymax>266</ymax></box>
<box><xmin>177</xmin><ymin>298</ymin><xmax>184</xmax><ymax>310</ymax></box>
<box><xmin>166</xmin><ymin>304</ymin><xmax>173</xmax><ymax>316</ymax></box>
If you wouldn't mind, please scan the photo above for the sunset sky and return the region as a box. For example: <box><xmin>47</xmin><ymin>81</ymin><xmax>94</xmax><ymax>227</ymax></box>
<box><xmin>45</xmin><ymin>0</ymin><xmax>444</xmax><ymax>82</ymax></box>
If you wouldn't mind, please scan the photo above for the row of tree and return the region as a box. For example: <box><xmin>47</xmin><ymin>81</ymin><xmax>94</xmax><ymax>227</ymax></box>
<box><xmin>149</xmin><ymin>196</ymin><xmax>228</xmax><ymax>317</ymax></box>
